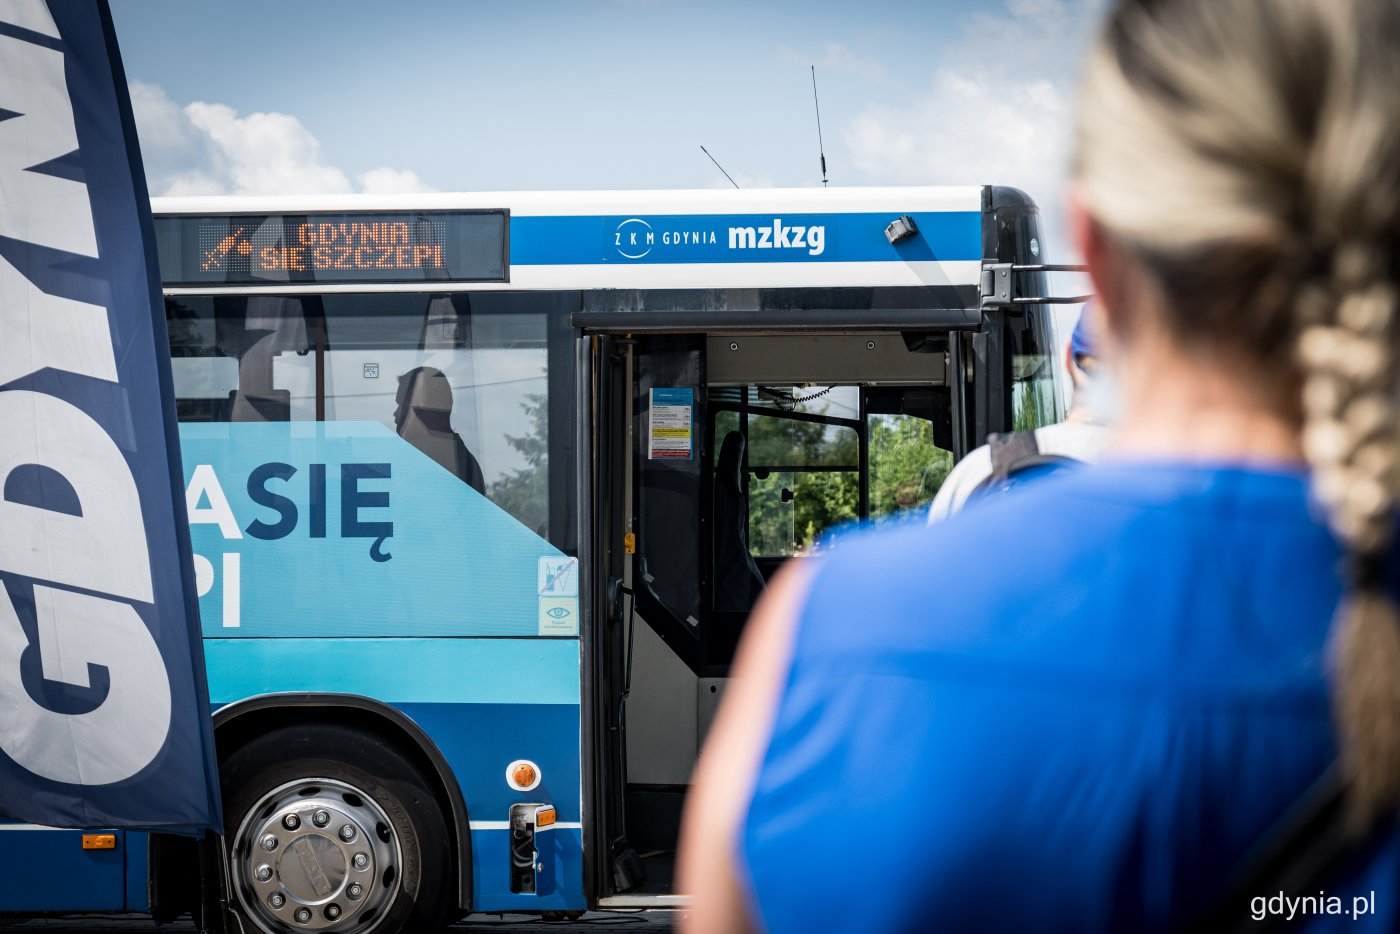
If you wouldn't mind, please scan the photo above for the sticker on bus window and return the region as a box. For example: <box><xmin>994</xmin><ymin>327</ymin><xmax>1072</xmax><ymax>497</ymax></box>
<box><xmin>648</xmin><ymin>388</ymin><xmax>693</xmax><ymax>460</ymax></box>
<box><xmin>538</xmin><ymin>556</ymin><xmax>578</xmax><ymax>597</ymax></box>
<box><xmin>539</xmin><ymin>597</ymin><xmax>579</xmax><ymax>636</ymax></box>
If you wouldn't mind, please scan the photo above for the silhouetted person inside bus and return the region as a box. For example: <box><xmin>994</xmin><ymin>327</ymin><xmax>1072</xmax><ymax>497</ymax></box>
<box><xmin>394</xmin><ymin>366</ymin><xmax>486</xmax><ymax>494</ymax></box>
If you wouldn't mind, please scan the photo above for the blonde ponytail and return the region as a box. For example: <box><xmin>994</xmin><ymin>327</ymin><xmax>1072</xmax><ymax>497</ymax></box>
<box><xmin>1300</xmin><ymin>243</ymin><xmax>1400</xmax><ymax>822</ymax></box>
<box><xmin>1076</xmin><ymin>0</ymin><xmax>1400</xmax><ymax>822</ymax></box>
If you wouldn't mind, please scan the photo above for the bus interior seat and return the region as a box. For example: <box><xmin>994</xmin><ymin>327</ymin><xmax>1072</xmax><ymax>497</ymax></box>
<box><xmin>713</xmin><ymin>430</ymin><xmax>766</xmax><ymax>614</ymax></box>
<box><xmin>228</xmin><ymin>388</ymin><xmax>291</xmax><ymax>422</ymax></box>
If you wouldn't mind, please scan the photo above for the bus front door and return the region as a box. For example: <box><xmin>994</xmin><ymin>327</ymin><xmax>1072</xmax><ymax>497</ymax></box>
<box><xmin>592</xmin><ymin>329</ymin><xmax>959</xmax><ymax>905</ymax></box>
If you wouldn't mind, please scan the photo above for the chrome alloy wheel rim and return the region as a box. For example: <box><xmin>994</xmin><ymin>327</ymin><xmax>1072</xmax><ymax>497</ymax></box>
<box><xmin>232</xmin><ymin>777</ymin><xmax>402</xmax><ymax>933</ymax></box>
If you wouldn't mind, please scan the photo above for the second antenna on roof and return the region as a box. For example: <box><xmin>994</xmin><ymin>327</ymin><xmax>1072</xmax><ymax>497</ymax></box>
<box><xmin>700</xmin><ymin>145</ymin><xmax>740</xmax><ymax>189</ymax></box>
<box><xmin>811</xmin><ymin>66</ymin><xmax>829</xmax><ymax>188</ymax></box>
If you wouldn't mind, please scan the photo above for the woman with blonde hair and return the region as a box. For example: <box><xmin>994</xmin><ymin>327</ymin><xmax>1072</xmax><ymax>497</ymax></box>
<box><xmin>678</xmin><ymin>0</ymin><xmax>1400</xmax><ymax>930</ymax></box>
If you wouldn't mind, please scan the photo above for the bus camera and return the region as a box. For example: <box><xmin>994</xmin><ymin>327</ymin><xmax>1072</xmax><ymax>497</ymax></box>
<box><xmin>884</xmin><ymin>214</ymin><xmax>919</xmax><ymax>244</ymax></box>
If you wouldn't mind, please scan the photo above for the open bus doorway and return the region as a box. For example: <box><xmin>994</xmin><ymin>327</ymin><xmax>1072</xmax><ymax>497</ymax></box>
<box><xmin>592</xmin><ymin>327</ymin><xmax>972</xmax><ymax>904</ymax></box>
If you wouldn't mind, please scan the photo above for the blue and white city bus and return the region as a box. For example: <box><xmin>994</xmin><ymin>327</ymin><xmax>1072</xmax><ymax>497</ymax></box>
<box><xmin>0</xmin><ymin>186</ymin><xmax>1062</xmax><ymax>931</ymax></box>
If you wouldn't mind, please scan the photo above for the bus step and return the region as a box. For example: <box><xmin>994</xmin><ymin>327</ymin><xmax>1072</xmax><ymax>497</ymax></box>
<box><xmin>598</xmin><ymin>894</ymin><xmax>691</xmax><ymax>908</ymax></box>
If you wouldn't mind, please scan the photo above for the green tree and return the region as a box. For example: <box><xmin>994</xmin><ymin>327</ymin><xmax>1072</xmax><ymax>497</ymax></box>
<box><xmin>733</xmin><ymin>407</ymin><xmax>957</xmax><ymax>550</ymax></box>
<box><xmin>1012</xmin><ymin>375</ymin><xmax>1062</xmax><ymax>432</ymax></box>
<box><xmin>724</xmin><ymin>408</ymin><xmax>861</xmax><ymax>554</ymax></box>
<box><xmin>867</xmin><ymin>414</ymin><xmax>952</xmax><ymax>524</ymax></box>
<box><xmin>490</xmin><ymin>392</ymin><xmax>548</xmax><ymax>535</ymax></box>
<box><xmin>793</xmin><ymin>468</ymin><xmax>859</xmax><ymax>548</ymax></box>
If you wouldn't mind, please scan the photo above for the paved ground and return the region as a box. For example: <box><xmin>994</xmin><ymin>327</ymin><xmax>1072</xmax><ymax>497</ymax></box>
<box><xmin>0</xmin><ymin>912</ymin><xmax>680</xmax><ymax>933</ymax></box>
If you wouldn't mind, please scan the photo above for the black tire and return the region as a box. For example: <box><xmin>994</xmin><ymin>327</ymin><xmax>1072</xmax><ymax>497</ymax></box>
<box><xmin>221</xmin><ymin>723</ymin><xmax>452</xmax><ymax>934</ymax></box>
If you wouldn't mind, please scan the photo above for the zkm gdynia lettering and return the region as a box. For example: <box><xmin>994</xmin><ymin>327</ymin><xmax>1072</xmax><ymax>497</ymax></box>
<box><xmin>0</xmin><ymin>13</ymin><xmax>173</xmax><ymax>785</ymax></box>
<box><xmin>185</xmin><ymin>462</ymin><xmax>395</xmax><ymax>629</ymax></box>
<box><xmin>614</xmin><ymin>218</ymin><xmax>827</xmax><ymax>257</ymax></box>
<box><xmin>202</xmin><ymin>221</ymin><xmax>446</xmax><ymax>274</ymax></box>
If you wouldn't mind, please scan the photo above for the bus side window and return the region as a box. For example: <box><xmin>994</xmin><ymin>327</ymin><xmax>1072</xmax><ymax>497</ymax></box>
<box><xmin>166</xmin><ymin>295</ymin><xmax>313</xmax><ymax>423</ymax></box>
<box><xmin>318</xmin><ymin>293</ymin><xmax>553</xmax><ymax>538</ymax></box>
<box><xmin>865</xmin><ymin>386</ymin><xmax>955</xmax><ymax>525</ymax></box>
<box><xmin>1010</xmin><ymin>318</ymin><xmax>1064</xmax><ymax>432</ymax></box>
<box><xmin>711</xmin><ymin>398</ymin><xmax>862</xmax><ymax>559</ymax></box>
<box><xmin>706</xmin><ymin>402</ymin><xmax>858</xmax><ymax>669</ymax></box>
<box><xmin>168</xmin><ymin>292</ymin><xmax>559</xmax><ymax>540</ymax></box>
<box><xmin>739</xmin><ymin>410</ymin><xmax>859</xmax><ymax>557</ymax></box>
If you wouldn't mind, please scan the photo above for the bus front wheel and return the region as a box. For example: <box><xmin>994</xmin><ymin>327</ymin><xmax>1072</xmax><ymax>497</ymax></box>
<box><xmin>221</xmin><ymin>723</ymin><xmax>451</xmax><ymax>934</ymax></box>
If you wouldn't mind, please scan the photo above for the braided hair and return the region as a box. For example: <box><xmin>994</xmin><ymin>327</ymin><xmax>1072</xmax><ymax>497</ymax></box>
<box><xmin>1074</xmin><ymin>0</ymin><xmax>1400</xmax><ymax>823</ymax></box>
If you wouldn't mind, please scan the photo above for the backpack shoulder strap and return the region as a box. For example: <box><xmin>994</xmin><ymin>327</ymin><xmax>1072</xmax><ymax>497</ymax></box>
<box><xmin>987</xmin><ymin>430</ymin><xmax>1042</xmax><ymax>487</ymax></box>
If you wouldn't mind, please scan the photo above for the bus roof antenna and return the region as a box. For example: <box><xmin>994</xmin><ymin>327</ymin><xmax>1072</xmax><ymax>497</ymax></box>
<box><xmin>811</xmin><ymin>66</ymin><xmax>829</xmax><ymax>188</ymax></box>
<box><xmin>700</xmin><ymin>145</ymin><xmax>740</xmax><ymax>189</ymax></box>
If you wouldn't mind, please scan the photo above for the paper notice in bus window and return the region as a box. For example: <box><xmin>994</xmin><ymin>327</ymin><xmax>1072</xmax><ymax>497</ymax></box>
<box><xmin>649</xmin><ymin>388</ymin><xmax>693</xmax><ymax>460</ymax></box>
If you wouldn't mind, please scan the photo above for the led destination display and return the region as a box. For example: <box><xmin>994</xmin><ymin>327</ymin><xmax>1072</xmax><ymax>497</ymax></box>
<box><xmin>156</xmin><ymin>210</ymin><xmax>508</xmax><ymax>286</ymax></box>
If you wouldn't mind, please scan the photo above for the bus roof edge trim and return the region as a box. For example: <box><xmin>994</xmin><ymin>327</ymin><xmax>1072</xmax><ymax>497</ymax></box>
<box><xmin>151</xmin><ymin>186</ymin><xmax>987</xmax><ymax>218</ymax></box>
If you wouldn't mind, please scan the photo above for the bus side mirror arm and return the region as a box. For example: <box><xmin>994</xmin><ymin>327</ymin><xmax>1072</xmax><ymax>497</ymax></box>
<box><xmin>980</xmin><ymin>262</ymin><xmax>1091</xmax><ymax>310</ymax></box>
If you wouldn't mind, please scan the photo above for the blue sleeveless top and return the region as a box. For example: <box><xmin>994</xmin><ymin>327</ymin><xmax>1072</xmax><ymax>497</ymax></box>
<box><xmin>741</xmin><ymin>462</ymin><xmax>1400</xmax><ymax>933</ymax></box>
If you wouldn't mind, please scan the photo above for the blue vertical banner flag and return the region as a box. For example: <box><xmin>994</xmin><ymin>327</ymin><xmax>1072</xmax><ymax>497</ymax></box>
<box><xmin>0</xmin><ymin>0</ymin><xmax>221</xmax><ymax>833</ymax></box>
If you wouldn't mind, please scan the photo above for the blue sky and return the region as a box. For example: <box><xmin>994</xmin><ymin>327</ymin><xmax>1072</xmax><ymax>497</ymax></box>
<box><xmin>110</xmin><ymin>0</ymin><xmax>1103</xmax><ymax>368</ymax></box>
<box><xmin>111</xmin><ymin>1</ymin><xmax>1104</xmax><ymax>202</ymax></box>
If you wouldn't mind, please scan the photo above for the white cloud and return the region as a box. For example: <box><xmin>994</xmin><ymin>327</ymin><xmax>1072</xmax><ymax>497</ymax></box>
<box><xmin>183</xmin><ymin>101</ymin><xmax>353</xmax><ymax>196</ymax></box>
<box><xmin>841</xmin><ymin>0</ymin><xmax>1106</xmax><ymax>260</ymax></box>
<box><xmin>839</xmin><ymin>0</ymin><xmax>1105</xmax><ymax>373</ymax></box>
<box><xmin>129</xmin><ymin>80</ymin><xmax>224</xmax><ymax>196</ymax></box>
<box><xmin>846</xmin><ymin>69</ymin><xmax>1068</xmax><ymax>204</ymax></box>
<box><xmin>130</xmin><ymin>81</ymin><xmax>436</xmax><ymax>197</ymax></box>
<box><xmin>356</xmin><ymin>166</ymin><xmax>438</xmax><ymax>194</ymax></box>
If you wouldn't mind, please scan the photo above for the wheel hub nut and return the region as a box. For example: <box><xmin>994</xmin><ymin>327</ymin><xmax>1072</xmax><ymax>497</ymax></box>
<box><xmin>347</xmin><ymin>883</ymin><xmax>363</xmax><ymax>899</ymax></box>
<box><xmin>255</xmin><ymin>864</ymin><xmax>272</xmax><ymax>882</ymax></box>
<box><xmin>282</xmin><ymin>813</ymin><xmax>300</xmax><ymax>830</ymax></box>
<box><xmin>268</xmin><ymin>893</ymin><xmax>285</xmax><ymax>909</ymax></box>
<box><xmin>260</xmin><ymin>834</ymin><xmax>278</xmax><ymax>851</ymax></box>
<box><xmin>313</xmin><ymin>809</ymin><xmax>330</xmax><ymax>827</ymax></box>
<box><xmin>294</xmin><ymin>906</ymin><xmax>312</xmax><ymax>923</ymax></box>
<box><xmin>339</xmin><ymin>824</ymin><xmax>356</xmax><ymax>842</ymax></box>
<box><xmin>352</xmin><ymin>853</ymin><xmax>369</xmax><ymax>870</ymax></box>
<box><xmin>325</xmin><ymin>904</ymin><xmax>342</xmax><ymax>920</ymax></box>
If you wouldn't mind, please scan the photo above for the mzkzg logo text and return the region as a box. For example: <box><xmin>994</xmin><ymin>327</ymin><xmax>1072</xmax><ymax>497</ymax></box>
<box><xmin>727</xmin><ymin>219</ymin><xmax>826</xmax><ymax>254</ymax></box>
<box><xmin>611</xmin><ymin>215</ymin><xmax>828</xmax><ymax>261</ymax></box>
